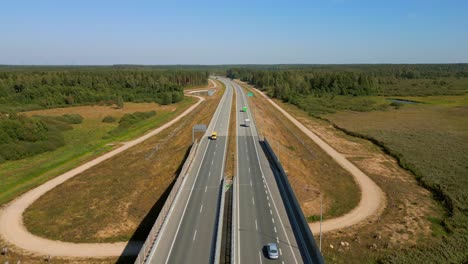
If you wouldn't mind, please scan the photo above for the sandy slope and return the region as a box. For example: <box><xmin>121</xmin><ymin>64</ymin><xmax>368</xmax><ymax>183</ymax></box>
<box><xmin>248</xmin><ymin>84</ymin><xmax>385</xmax><ymax>235</ymax></box>
<box><xmin>0</xmin><ymin>95</ymin><xmax>206</xmax><ymax>257</ymax></box>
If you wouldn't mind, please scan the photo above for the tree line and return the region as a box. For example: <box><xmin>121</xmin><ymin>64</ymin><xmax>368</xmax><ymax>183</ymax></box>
<box><xmin>227</xmin><ymin>64</ymin><xmax>468</xmax><ymax>102</ymax></box>
<box><xmin>0</xmin><ymin>68</ymin><xmax>209</xmax><ymax>112</ymax></box>
<box><xmin>227</xmin><ymin>68</ymin><xmax>378</xmax><ymax>102</ymax></box>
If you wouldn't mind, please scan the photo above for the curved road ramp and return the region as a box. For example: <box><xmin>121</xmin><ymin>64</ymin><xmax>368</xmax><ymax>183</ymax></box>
<box><xmin>136</xmin><ymin>78</ymin><xmax>323</xmax><ymax>263</ymax></box>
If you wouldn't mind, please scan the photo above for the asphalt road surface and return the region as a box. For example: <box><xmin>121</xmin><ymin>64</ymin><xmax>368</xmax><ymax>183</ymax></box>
<box><xmin>228</xmin><ymin>78</ymin><xmax>302</xmax><ymax>264</ymax></box>
<box><xmin>146</xmin><ymin>81</ymin><xmax>233</xmax><ymax>263</ymax></box>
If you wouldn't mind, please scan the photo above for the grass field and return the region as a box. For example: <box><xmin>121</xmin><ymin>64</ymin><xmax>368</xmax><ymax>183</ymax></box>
<box><xmin>23</xmin><ymin>83</ymin><xmax>224</xmax><ymax>243</ymax></box>
<box><xmin>320</xmin><ymin>95</ymin><xmax>468</xmax><ymax>263</ymax></box>
<box><xmin>0</xmin><ymin>99</ymin><xmax>195</xmax><ymax>207</ymax></box>
<box><xmin>239</xmin><ymin>83</ymin><xmax>361</xmax><ymax>220</ymax></box>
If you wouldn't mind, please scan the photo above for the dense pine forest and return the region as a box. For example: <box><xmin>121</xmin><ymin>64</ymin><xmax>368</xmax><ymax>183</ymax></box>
<box><xmin>0</xmin><ymin>67</ymin><xmax>209</xmax><ymax>113</ymax></box>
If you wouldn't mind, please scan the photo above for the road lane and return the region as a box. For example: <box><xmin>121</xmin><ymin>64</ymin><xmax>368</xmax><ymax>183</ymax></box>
<box><xmin>147</xmin><ymin>81</ymin><xmax>233</xmax><ymax>264</ymax></box>
<box><xmin>226</xmin><ymin>78</ymin><xmax>302</xmax><ymax>264</ymax></box>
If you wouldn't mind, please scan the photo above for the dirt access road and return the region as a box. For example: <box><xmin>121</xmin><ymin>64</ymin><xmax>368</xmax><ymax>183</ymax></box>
<box><xmin>243</xmin><ymin>82</ymin><xmax>385</xmax><ymax>234</ymax></box>
<box><xmin>0</xmin><ymin>81</ymin><xmax>217</xmax><ymax>257</ymax></box>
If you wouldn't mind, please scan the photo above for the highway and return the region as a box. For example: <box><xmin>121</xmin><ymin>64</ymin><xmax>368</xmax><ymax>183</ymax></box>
<box><xmin>228</xmin><ymin>78</ymin><xmax>302</xmax><ymax>264</ymax></box>
<box><xmin>146</xmin><ymin>80</ymin><xmax>233</xmax><ymax>263</ymax></box>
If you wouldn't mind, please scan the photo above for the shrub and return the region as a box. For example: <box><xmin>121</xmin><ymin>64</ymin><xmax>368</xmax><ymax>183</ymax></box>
<box><xmin>0</xmin><ymin>113</ymin><xmax>78</xmax><ymax>162</ymax></box>
<box><xmin>62</xmin><ymin>114</ymin><xmax>83</xmax><ymax>124</ymax></box>
<box><xmin>34</xmin><ymin>115</ymin><xmax>73</xmax><ymax>131</ymax></box>
<box><xmin>106</xmin><ymin>111</ymin><xmax>156</xmax><ymax>137</ymax></box>
<box><xmin>159</xmin><ymin>92</ymin><xmax>173</xmax><ymax>105</ymax></box>
<box><xmin>102</xmin><ymin>116</ymin><xmax>117</xmax><ymax>123</ymax></box>
<box><xmin>118</xmin><ymin>111</ymin><xmax>156</xmax><ymax>127</ymax></box>
<box><xmin>390</xmin><ymin>101</ymin><xmax>403</xmax><ymax>109</ymax></box>
<box><xmin>0</xmin><ymin>118</ymin><xmax>66</xmax><ymax>161</ymax></box>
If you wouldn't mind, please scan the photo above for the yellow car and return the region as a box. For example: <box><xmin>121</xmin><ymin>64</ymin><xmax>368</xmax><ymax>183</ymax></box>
<box><xmin>211</xmin><ymin>131</ymin><xmax>217</xmax><ymax>140</ymax></box>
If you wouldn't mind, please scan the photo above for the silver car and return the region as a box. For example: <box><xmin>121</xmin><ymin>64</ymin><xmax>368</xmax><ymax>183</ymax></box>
<box><xmin>266</xmin><ymin>243</ymin><xmax>279</xmax><ymax>259</ymax></box>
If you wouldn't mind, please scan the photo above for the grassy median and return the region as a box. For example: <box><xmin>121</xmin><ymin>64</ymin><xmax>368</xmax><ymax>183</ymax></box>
<box><xmin>224</xmin><ymin>84</ymin><xmax>236</xmax><ymax>180</ymax></box>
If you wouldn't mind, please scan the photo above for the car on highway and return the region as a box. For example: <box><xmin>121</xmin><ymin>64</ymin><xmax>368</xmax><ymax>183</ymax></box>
<box><xmin>211</xmin><ymin>131</ymin><xmax>217</xmax><ymax>140</ymax></box>
<box><xmin>266</xmin><ymin>243</ymin><xmax>279</xmax><ymax>259</ymax></box>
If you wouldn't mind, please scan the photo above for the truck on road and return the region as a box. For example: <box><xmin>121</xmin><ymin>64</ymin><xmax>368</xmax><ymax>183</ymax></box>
<box><xmin>242</xmin><ymin>106</ymin><xmax>247</xmax><ymax>112</ymax></box>
<box><xmin>244</xmin><ymin>119</ymin><xmax>250</xmax><ymax>127</ymax></box>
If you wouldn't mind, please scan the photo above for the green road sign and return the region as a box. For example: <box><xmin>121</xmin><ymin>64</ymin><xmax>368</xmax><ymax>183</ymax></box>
<box><xmin>247</xmin><ymin>92</ymin><xmax>254</xmax><ymax>97</ymax></box>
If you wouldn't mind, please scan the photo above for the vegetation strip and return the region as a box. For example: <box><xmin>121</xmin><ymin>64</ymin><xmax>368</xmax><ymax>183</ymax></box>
<box><xmin>224</xmin><ymin>80</ymin><xmax>236</xmax><ymax>180</ymax></box>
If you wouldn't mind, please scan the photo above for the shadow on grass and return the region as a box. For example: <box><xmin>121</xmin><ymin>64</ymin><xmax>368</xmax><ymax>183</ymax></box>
<box><xmin>116</xmin><ymin>145</ymin><xmax>193</xmax><ymax>264</ymax></box>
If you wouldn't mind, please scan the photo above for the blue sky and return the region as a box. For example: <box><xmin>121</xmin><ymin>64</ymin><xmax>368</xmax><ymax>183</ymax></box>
<box><xmin>1</xmin><ymin>0</ymin><xmax>467</xmax><ymax>64</ymax></box>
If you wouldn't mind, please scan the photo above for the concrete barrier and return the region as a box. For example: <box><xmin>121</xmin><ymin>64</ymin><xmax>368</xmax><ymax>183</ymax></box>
<box><xmin>134</xmin><ymin>140</ymin><xmax>199</xmax><ymax>264</ymax></box>
<box><xmin>262</xmin><ymin>138</ymin><xmax>324</xmax><ymax>264</ymax></box>
<box><xmin>231</xmin><ymin>175</ymin><xmax>237</xmax><ymax>264</ymax></box>
<box><xmin>213</xmin><ymin>178</ymin><xmax>226</xmax><ymax>264</ymax></box>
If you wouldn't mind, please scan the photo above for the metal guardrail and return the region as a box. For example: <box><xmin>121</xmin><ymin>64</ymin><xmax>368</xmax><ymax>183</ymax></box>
<box><xmin>134</xmin><ymin>140</ymin><xmax>199</xmax><ymax>264</ymax></box>
<box><xmin>262</xmin><ymin>137</ymin><xmax>324</xmax><ymax>264</ymax></box>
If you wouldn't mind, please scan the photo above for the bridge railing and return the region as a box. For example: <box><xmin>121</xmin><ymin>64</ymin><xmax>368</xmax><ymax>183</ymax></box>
<box><xmin>134</xmin><ymin>140</ymin><xmax>199</xmax><ymax>264</ymax></box>
<box><xmin>262</xmin><ymin>137</ymin><xmax>324</xmax><ymax>264</ymax></box>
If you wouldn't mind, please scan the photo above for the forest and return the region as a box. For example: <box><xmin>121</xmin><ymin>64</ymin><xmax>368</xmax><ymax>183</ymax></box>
<box><xmin>0</xmin><ymin>66</ymin><xmax>209</xmax><ymax>113</ymax></box>
<box><xmin>0</xmin><ymin>66</ymin><xmax>208</xmax><ymax>162</ymax></box>
<box><xmin>227</xmin><ymin>64</ymin><xmax>468</xmax><ymax>99</ymax></box>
